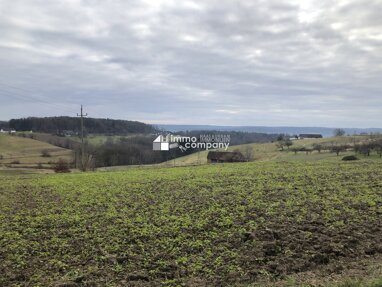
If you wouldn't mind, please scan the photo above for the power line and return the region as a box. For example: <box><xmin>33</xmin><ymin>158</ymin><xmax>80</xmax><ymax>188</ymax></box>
<box><xmin>0</xmin><ymin>82</ymin><xmax>38</xmax><ymax>94</ymax></box>
<box><xmin>0</xmin><ymin>87</ymin><xmax>75</xmax><ymax>115</ymax></box>
<box><xmin>0</xmin><ymin>82</ymin><xmax>107</xmax><ymax>119</ymax></box>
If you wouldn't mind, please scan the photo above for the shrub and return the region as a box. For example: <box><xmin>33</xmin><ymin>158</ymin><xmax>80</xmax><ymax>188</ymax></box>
<box><xmin>41</xmin><ymin>149</ymin><xmax>51</xmax><ymax>157</ymax></box>
<box><xmin>53</xmin><ymin>159</ymin><xmax>71</xmax><ymax>173</ymax></box>
<box><xmin>11</xmin><ymin>160</ymin><xmax>20</xmax><ymax>164</ymax></box>
<box><xmin>342</xmin><ymin>155</ymin><xmax>359</xmax><ymax>161</ymax></box>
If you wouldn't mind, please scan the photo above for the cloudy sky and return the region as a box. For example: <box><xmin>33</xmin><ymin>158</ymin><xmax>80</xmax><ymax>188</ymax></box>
<box><xmin>0</xmin><ymin>0</ymin><xmax>381</xmax><ymax>127</ymax></box>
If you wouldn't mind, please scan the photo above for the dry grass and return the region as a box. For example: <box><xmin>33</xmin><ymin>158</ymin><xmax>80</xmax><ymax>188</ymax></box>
<box><xmin>0</xmin><ymin>134</ymin><xmax>72</xmax><ymax>171</ymax></box>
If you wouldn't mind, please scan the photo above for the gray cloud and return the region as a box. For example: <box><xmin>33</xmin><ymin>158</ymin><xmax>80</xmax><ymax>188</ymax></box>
<box><xmin>0</xmin><ymin>0</ymin><xmax>381</xmax><ymax>127</ymax></box>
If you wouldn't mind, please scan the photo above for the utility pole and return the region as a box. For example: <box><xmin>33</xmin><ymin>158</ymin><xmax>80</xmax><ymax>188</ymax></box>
<box><xmin>77</xmin><ymin>105</ymin><xmax>88</xmax><ymax>170</ymax></box>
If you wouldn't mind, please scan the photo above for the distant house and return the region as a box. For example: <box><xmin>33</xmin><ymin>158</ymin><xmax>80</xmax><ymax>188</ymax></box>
<box><xmin>299</xmin><ymin>134</ymin><xmax>323</xmax><ymax>139</ymax></box>
<box><xmin>56</xmin><ymin>130</ymin><xmax>78</xmax><ymax>137</ymax></box>
<box><xmin>207</xmin><ymin>151</ymin><xmax>246</xmax><ymax>163</ymax></box>
<box><xmin>0</xmin><ymin>129</ymin><xmax>16</xmax><ymax>134</ymax></box>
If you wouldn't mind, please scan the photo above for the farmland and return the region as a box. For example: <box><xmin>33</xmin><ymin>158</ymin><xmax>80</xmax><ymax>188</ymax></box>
<box><xmin>0</xmin><ymin>134</ymin><xmax>72</xmax><ymax>174</ymax></box>
<box><xmin>1</xmin><ymin>160</ymin><xmax>381</xmax><ymax>286</ymax></box>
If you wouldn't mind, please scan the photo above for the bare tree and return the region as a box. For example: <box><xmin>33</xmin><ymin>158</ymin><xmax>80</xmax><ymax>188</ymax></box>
<box><xmin>334</xmin><ymin>128</ymin><xmax>346</xmax><ymax>137</ymax></box>
<box><xmin>290</xmin><ymin>147</ymin><xmax>299</xmax><ymax>155</ymax></box>
<box><xmin>373</xmin><ymin>139</ymin><xmax>382</xmax><ymax>157</ymax></box>
<box><xmin>243</xmin><ymin>145</ymin><xmax>254</xmax><ymax>161</ymax></box>
<box><xmin>330</xmin><ymin>145</ymin><xmax>347</xmax><ymax>156</ymax></box>
<box><xmin>276</xmin><ymin>141</ymin><xmax>285</xmax><ymax>151</ymax></box>
<box><xmin>53</xmin><ymin>159</ymin><xmax>71</xmax><ymax>173</ymax></box>
<box><xmin>312</xmin><ymin>143</ymin><xmax>323</xmax><ymax>153</ymax></box>
<box><xmin>284</xmin><ymin>139</ymin><xmax>293</xmax><ymax>150</ymax></box>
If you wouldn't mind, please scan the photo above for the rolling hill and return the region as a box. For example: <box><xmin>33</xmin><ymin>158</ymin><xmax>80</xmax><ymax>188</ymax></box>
<box><xmin>0</xmin><ymin>134</ymin><xmax>72</xmax><ymax>173</ymax></box>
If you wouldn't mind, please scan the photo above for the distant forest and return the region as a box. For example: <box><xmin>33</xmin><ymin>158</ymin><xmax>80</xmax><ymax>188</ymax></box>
<box><xmin>0</xmin><ymin>121</ymin><xmax>8</xmax><ymax>129</ymax></box>
<box><xmin>8</xmin><ymin>117</ymin><xmax>156</xmax><ymax>134</ymax></box>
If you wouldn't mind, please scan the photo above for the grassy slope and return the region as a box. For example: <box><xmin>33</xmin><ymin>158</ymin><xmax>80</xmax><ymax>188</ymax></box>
<box><xmin>70</xmin><ymin>135</ymin><xmax>122</xmax><ymax>145</ymax></box>
<box><xmin>1</xmin><ymin>161</ymin><xmax>381</xmax><ymax>286</ymax></box>
<box><xmin>0</xmin><ymin>134</ymin><xmax>71</xmax><ymax>172</ymax></box>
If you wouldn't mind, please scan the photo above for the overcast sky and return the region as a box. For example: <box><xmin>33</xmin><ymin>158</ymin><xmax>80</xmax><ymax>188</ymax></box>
<box><xmin>0</xmin><ymin>0</ymin><xmax>381</xmax><ymax>127</ymax></box>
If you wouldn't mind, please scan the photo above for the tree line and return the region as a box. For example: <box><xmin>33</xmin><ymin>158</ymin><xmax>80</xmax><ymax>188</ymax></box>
<box><xmin>9</xmin><ymin>117</ymin><xmax>156</xmax><ymax>134</ymax></box>
<box><xmin>0</xmin><ymin>121</ymin><xmax>9</xmax><ymax>129</ymax></box>
<box><xmin>287</xmin><ymin>138</ymin><xmax>382</xmax><ymax>157</ymax></box>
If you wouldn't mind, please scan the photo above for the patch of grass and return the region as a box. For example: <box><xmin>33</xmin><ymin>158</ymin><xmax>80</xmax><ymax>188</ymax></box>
<box><xmin>70</xmin><ymin>134</ymin><xmax>146</xmax><ymax>145</ymax></box>
<box><xmin>336</xmin><ymin>278</ymin><xmax>382</xmax><ymax>287</ymax></box>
